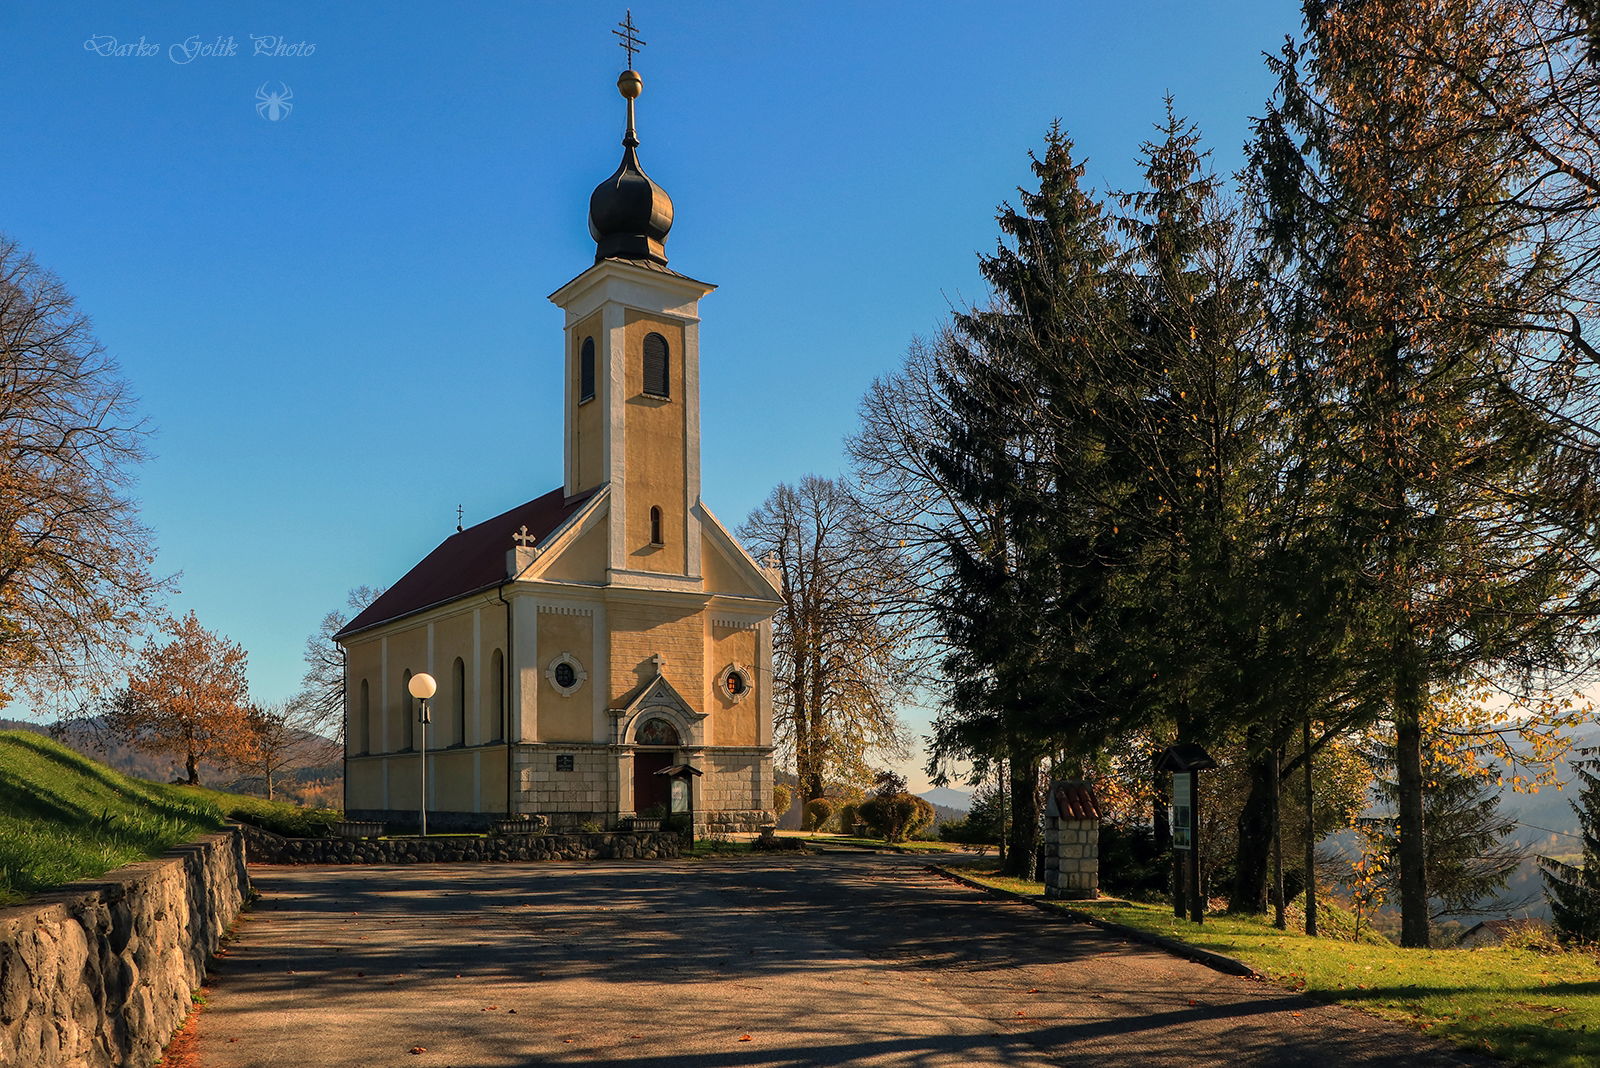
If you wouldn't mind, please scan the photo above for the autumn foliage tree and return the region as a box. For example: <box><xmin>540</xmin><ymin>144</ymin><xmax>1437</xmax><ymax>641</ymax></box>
<box><xmin>1252</xmin><ymin>0</ymin><xmax>1599</xmax><ymax>946</ymax></box>
<box><xmin>101</xmin><ymin>612</ymin><xmax>253</xmax><ymax>785</ymax></box>
<box><xmin>0</xmin><ymin>235</ymin><xmax>165</xmax><ymax>706</ymax></box>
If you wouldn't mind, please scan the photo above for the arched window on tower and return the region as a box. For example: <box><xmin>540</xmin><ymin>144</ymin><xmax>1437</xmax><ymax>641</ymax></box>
<box><xmin>452</xmin><ymin>657</ymin><xmax>467</xmax><ymax>746</ymax></box>
<box><xmin>400</xmin><ymin>669</ymin><xmax>415</xmax><ymax>751</ymax></box>
<box><xmin>642</xmin><ymin>332</ymin><xmax>669</xmax><ymax>398</ymax></box>
<box><xmin>579</xmin><ymin>336</ymin><xmax>596</xmax><ymax>402</ymax></box>
<box><xmin>357</xmin><ymin>679</ymin><xmax>370</xmax><ymax>755</ymax></box>
<box><xmin>490</xmin><ymin>648</ymin><xmax>505</xmax><ymax>743</ymax></box>
<box><xmin>650</xmin><ymin>506</ymin><xmax>663</xmax><ymax>546</ymax></box>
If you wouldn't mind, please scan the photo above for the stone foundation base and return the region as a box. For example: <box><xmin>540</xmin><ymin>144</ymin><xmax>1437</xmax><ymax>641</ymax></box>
<box><xmin>703</xmin><ymin>809</ymin><xmax>774</xmax><ymax>834</ymax></box>
<box><xmin>240</xmin><ymin>823</ymin><xmax>681</xmax><ymax>864</ymax></box>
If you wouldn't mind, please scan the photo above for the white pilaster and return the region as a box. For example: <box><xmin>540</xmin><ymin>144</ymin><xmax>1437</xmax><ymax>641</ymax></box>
<box><xmin>512</xmin><ymin>593</ymin><xmax>540</xmax><ymax>742</ymax></box>
<box><xmin>683</xmin><ymin>317</ymin><xmax>703</xmax><ymax>579</ymax></box>
<box><xmin>603</xmin><ymin>301</ymin><xmax>628</xmax><ymax>572</ymax></box>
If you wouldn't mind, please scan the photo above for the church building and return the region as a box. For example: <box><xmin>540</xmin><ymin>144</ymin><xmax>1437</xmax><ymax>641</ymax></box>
<box><xmin>336</xmin><ymin>55</ymin><xmax>782</xmax><ymax>834</ymax></box>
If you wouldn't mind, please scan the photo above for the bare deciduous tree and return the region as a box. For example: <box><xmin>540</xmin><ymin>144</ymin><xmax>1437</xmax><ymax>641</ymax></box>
<box><xmin>740</xmin><ymin>477</ymin><xmax>916</xmax><ymax>803</ymax></box>
<box><xmin>240</xmin><ymin>701</ymin><xmax>322</xmax><ymax>801</ymax></box>
<box><xmin>0</xmin><ymin>235</ymin><xmax>166</xmax><ymax>708</ymax></box>
<box><xmin>294</xmin><ymin>585</ymin><xmax>383</xmax><ymax>744</ymax></box>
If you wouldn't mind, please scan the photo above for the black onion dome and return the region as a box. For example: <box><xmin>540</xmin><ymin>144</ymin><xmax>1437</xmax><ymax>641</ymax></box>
<box><xmin>588</xmin><ymin>69</ymin><xmax>674</xmax><ymax>265</ymax></box>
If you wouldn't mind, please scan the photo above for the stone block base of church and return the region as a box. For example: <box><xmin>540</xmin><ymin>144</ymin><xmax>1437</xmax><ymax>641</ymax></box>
<box><xmin>703</xmin><ymin>810</ymin><xmax>774</xmax><ymax>834</ymax></box>
<box><xmin>505</xmin><ymin>742</ymin><xmax>773</xmax><ymax>832</ymax></box>
<box><xmin>346</xmin><ymin>809</ymin><xmax>504</xmax><ymax>834</ymax></box>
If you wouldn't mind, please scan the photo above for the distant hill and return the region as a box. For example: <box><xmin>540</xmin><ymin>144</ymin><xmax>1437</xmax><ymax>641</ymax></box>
<box><xmin>920</xmin><ymin>787</ymin><xmax>972</xmax><ymax>813</ymax></box>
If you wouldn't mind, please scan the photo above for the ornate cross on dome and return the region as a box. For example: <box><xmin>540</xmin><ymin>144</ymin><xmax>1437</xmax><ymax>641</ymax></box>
<box><xmin>513</xmin><ymin>525</ymin><xmax>537</xmax><ymax>547</ymax></box>
<box><xmin>613</xmin><ymin>10</ymin><xmax>645</xmax><ymax>69</ymax></box>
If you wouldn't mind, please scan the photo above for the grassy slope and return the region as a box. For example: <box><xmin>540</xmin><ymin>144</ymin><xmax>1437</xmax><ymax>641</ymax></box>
<box><xmin>949</xmin><ymin>865</ymin><xmax>1600</xmax><ymax>1068</ymax></box>
<box><xmin>0</xmin><ymin>730</ymin><xmax>224</xmax><ymax>905</ymax></box>
<box><xmin>0</xmin><ymin>730</ymin><xmax>342</xmax><ymax>905</ymax></box>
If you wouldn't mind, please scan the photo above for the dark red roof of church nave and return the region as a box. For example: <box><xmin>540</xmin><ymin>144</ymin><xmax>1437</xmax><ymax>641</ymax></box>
<box><xmin>336</xmin><ymin>486</ymin><xmax>596</xmax><ymax>640</ymax></box>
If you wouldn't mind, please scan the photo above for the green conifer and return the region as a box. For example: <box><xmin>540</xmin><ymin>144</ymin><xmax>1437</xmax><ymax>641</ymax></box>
<box><xmin>1541</xmin><ymin>757</ymin><xmax>1600</xmax><ymax>943</ymax></box>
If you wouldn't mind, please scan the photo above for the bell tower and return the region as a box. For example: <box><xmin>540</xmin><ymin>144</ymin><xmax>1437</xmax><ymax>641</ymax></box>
<box><xmin>548</xmin><ymin>50</ymin><xmax>714</xmax><ymax>584</ymax></box>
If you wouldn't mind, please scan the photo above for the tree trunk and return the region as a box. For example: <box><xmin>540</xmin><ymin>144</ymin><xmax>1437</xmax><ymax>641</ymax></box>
<box><xmin>1272</xmin><ymin>745</ymin><xmax>1286</xmax><ymax>929</ymax></box>
<box><xmin>1003</xmin><ymin>748</ymin><xmax>1041</xmax><ymax>879</ymax></box>
<box><xmin>996</xmin><ymin>762</ymin><xmax>1007</xmax><ymax>867</ymax></box>
<box><xmin>1395</xmin><ymin>647</ymin><xmax>1430</xmax><ymax>947</ymax></box>
<box><xmin>1304</xmin><ymin>717</ymin><xmax>1318</xmax><ymax>937</ymax></box>
<box><xmin>185</xmin><ymin>749</ymin><xmax>199</xmax><ymax>786</ymax></box>
<box><xmin>1229</xmin><ymin>741</ymin><xmax>1275</xmax><ymax>912</ymax></box>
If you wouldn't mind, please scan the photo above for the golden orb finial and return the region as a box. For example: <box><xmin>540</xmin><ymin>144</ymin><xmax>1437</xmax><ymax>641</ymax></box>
<box><xmin>618</xmin><ymin>69</ymin><xmax>642</xmax><ymax>99</ymax></box>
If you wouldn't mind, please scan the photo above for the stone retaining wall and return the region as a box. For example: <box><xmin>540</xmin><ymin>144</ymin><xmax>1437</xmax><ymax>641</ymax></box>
<box><xmin>240</xmin><ymin>824</ymin><xmax>681</xmax><ymax>864</ymax></box>
<box><xmin>0</xmin><ymin>828</ymin><xmax>250</xmax><ymax>1068</ymax></box>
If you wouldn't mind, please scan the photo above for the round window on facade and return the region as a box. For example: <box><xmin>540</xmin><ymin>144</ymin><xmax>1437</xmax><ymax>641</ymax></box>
<box><xmin>546</xmin><ymin>652</ymin><xmax>587</xmax><ymax>697</ymax></box>
<box><xmin>717</xmin><ymin>663</ymin><xmax>753</xmax><ymax>705</ymax></box>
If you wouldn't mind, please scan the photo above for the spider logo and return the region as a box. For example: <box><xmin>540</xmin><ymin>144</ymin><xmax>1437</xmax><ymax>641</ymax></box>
<box><xmin>255</xmin><ymin>82</ymin><xmax>293</xmax><ymax>122</ymax></box>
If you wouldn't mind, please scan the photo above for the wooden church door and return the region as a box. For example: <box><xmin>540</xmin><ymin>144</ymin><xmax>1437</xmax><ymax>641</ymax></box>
<box><xmin>633</xmin><ymin>750</ymin><xmax>673</xmax><ymax>812</ymax></box>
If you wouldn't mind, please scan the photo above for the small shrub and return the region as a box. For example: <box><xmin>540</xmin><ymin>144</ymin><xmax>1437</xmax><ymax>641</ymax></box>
<box><xmin>578</xmin><ymin>818</ymin><xmax>605</xmax><ymax>833</ymax></box>
<box><xmin>1098</xmin><ymin>824</ymin><xmax>1169</xmax><ymax>900</ymax></box>
<box><xmin>1488</xmin><ymin>918</ymin><xmax>1565</xmax><ymax>954</ymax></box>
<box><xmin>803</xmin><ymin>797</ymin><xmax>834</xmax><ymax>831</ymax></box>
<box><xmin>772</xmin><ymin>783</ymin><xmax>792</xmax><ymax>817</ymax></box>
<box><xmin>835</xmin><ymin>801</ymin><xmax>861</xmax><ymax>834</ymax></box>
<box><xmin>860</xmin><ymin>793</ymin><xmax>920</xmax><ymax>842</ymax></box>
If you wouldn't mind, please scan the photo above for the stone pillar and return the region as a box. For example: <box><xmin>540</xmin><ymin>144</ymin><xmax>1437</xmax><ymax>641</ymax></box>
<box><xmin>1044</xmin><ymin>780</ymin><xmax>1101</xmax><ymax>901</ymax></box>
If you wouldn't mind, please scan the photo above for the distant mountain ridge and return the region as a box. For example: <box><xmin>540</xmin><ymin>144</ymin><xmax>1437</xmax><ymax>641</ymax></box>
<box><xmin>919</xmin><ymin>787</ymin><xmax>972</xmax><ymax>812</ymax></box>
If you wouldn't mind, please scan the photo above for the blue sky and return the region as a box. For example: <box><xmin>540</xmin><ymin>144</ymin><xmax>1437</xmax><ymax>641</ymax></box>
<box><xmin>0</xmin><ymin>1</ymin><xmax>1294</xmax><ymax>788</ymax></box>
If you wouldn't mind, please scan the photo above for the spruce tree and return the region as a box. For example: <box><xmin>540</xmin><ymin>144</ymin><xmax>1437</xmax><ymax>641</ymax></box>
<box><xmin>928</xmin><ymin>123</ymin><xmax>1124</xmax><ymax>877</ymax></box>
<box><xmin>1251</xmin><ymin>0</ymin><xmax>1588</xmax><ymax>947</ymax></box>
<box><xmin>1368</xmin><ymin>742</ymin><xmax>1530</xmax><ymax>924</ymax></box>
<box><xmin>1542</xmin><ymin>757</ymin><xmax>1600</xmax><ymax>942</ymax></box>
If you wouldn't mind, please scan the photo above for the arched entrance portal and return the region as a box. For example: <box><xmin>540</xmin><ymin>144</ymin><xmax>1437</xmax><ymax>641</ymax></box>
<box><xmin>632</xmin><ymin>716</ymin><xmax>681</xmax><ymax>814</ymax></box>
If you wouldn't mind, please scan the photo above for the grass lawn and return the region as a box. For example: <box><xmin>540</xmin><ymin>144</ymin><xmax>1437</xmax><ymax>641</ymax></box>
<box><xmin>0</xmin><ymin>730</ymin><xmax>343</xmax><ymax>906</ymax></box>
<box><xmin>784</xmin><ymin>832</ymin><xmax>972</xmax><ymax>854</ymax></box>
<box><xmin>944</xmin><ymin>864</ymin><xmax>1600</xmax><ymax>1068</ymax></box>
<box><xmin>0</xmin><ymin>730</ymin><xmax>225</xmax><ymax>905</ymax></box>
<box><xmin>166</xmin><ymin>784</ymin><xmax>341</xmax><ymax>838</ymax></box>
<box><xmin>685</xmin><ymin>838</ymin><xmax>755</xmax><ymax>857</ymax></box>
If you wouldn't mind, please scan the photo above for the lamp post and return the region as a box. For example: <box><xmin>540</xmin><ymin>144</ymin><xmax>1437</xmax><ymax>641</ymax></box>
<box><xmin>408</xmin><ymin>672</ymin><xmax>437</xmax><ymax>836</ymax></box>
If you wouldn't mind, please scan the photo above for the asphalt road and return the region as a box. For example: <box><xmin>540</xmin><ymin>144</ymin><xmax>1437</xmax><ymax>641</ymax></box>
<box><xmin>189</xmin><ymin>851</ymin><xmax>1494</xmax><ymax>1067</ymax></box>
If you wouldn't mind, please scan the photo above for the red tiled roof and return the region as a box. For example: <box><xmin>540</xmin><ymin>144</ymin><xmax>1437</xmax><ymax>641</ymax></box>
<box><xmin>336</xmin><ymin>486</ymin><xmax>595</xmax><ymax>639</ymax></box>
